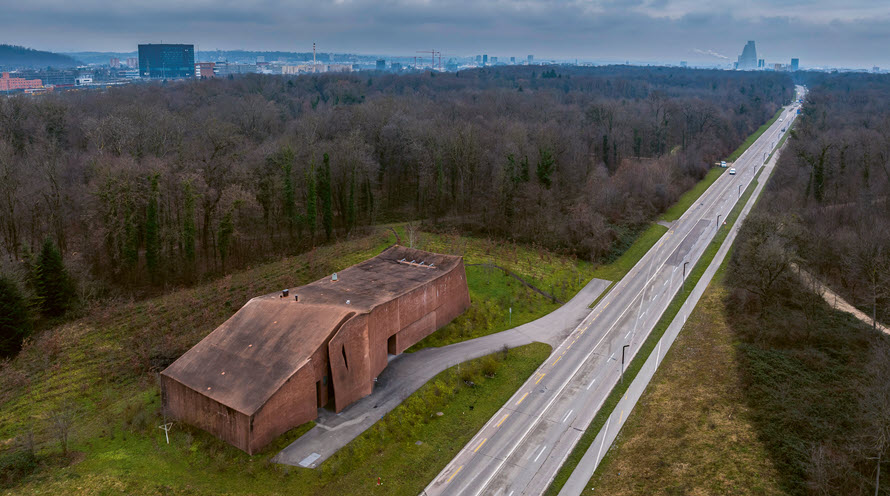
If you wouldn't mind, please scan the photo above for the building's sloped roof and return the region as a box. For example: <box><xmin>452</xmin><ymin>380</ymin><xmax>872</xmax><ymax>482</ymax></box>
<box><xmin>162</xmin><ymin>245</ymin><xmax>462</xmax><ymax>416</ymax></box>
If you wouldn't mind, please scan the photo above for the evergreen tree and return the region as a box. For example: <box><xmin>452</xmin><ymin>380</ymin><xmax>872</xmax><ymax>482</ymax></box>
<box><xmin>34</xmin><ymin>239</ymin><xmax>74</xmax><ymax>317</ymax></box>
<box><xmin>145</xmin><ymin>174</ymin><xmax>160</xmax><ymax>280</ymax></box>
<box><xmin>306</xmin><ymin>160</ymin><xmax>317</xmax><ymax>241</ymax></box>
<box><xmin>122</xmin><ymin>200</ymin><xmax>139</xmax><ymax>271</ymax></box>
<box><xmin>536</xmin><ymin>148</ymin><xmax>556</xmax><ymax>189</ymax></box>
<box><xmin>347</xmin><ymin>170</ymin><xmax>356</xmax><ymax>233</ymax></box>
<box><xmin>182</xmin><ymin>181</ymin><xmax>197</xmax><ymax>265</ymax></box>
<box><xmin>275</xmin><ymin>146</ymin><xmax>298</xmax><ymax>239</ymax></box>
<box><xmin>0</xmin><ymin>274</ymin><xmax>31</xmax><ymax>357</ymax></box>
<box><xmin>320</xmin><ymin>152</ymin><xmax>334</xmax><ymax>241</ymax></box>
<box><xmin>217</xmin><ymin>205</ymin><xmax>237</xmax><ymax>269</ymax></box>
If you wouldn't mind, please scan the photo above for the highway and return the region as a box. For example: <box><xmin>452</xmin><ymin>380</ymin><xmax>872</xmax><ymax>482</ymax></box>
<box><xmin>424</xmin><ymin>92</ymin><xmax>803</xmax><ymax>496</ymax></box>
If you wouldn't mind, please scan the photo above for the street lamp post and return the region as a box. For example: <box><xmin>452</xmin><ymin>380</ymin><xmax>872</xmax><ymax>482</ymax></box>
<box><xmin>621</xmin><ymin>344</ymin><xmax>630</xmax><ymax>385</ymax></box>
<box><xmin>682</xmin><ymin>261</ymin><xmax>689</xmax><ymax>292</ymax></box>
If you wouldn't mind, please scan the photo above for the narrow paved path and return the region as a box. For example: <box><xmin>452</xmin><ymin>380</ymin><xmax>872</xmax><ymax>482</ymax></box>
<box><xmin>273</xmin><ymin>277</ymin><xmax>611</xmax><ymax>468</ymax></box>
<box><xmin>794</xmin><ymin>263</ymin><xmax>889</xmax><ymax>335</ymax></box>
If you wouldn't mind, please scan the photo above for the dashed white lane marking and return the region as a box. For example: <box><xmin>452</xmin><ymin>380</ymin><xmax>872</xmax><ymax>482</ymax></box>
<box><xmin>562</xmin><ymin>409</ymin><xmax>574</xmax><ymax>423</ymax></box>
<box><xmin>587</xmin><ymin>377</ymin><xmax>597</xmax><ymax>390</ymax></box>
<box><xmin>533</xmin><ymin>445</ymin><xmax>547</xmax><ymax>462</ymax></box>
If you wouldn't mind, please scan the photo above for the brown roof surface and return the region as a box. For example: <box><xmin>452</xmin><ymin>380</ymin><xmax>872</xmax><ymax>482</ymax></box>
<box><xmin>162</xmin><ymin>245</ymin><xmax>462</xmax><ymax>415</ymax></box>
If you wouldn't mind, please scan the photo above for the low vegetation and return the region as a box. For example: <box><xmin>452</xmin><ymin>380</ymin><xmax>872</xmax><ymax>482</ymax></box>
<box><xmin>0</xmin><ymin>226</ymin><xmax>569</xmax><ymax>494</ymax></box>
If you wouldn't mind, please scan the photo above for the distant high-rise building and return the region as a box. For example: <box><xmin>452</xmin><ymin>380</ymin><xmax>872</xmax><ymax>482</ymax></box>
<box><xmin>109</xmin><ymin>57</ymin><xmax>120</xmax><ymax>68</ymax></box>
<box><xmin>475</xmin><ymin>55</ymin><xmax>482</xmax><ymax>64</ymax></box>
<box><xmin>376</xmin><ymin>59</ymin><xmax>386</xmax><ymax>71</ymax></box>
<box><xmin>790</xmin><ymin>58</ymin><xmax>799</xmax><ymax>71</ymax></box>
<box><xmin>483</xmin><ymin>54</ymin><xmax>488</xmax><ymax>65</ymax></box>
<box><xmin>758</xmin><ymin>59</ymin><xmax>765</xmax><ymax>68</ymax></box>
<box><xmin>680</xmin><ymin>60</ymin><xmax>687</xmax><ymax>68</ymax></box>
<box><xmin>491</xmin><ymin>56</ymin><xmax>498</xmax><ymax>64</ymax></box>
<box><xmin>391</xmin><ymin>62</ymin><xmax>402</xmax><ymax>72</ymax></box>
<box><xmin>527</xmin><ymin>54</ymin><xmax>534</xmax><ymax>64</ymax></box>
<box><xmin>510</xmin><ymin>56</ymin><xmax>516</xmax><ymax>64</ymax></box>
<box><xmin>736</xmin><ymin>41</ymin><xmax>757</xmax><ymax>70</ymax></box>
<box><xmin>873</xmin><ymin>66</ymin><xmax>881</xmax><ymax>73</ymax></box>
<box><xmin>138</xmin><ymin>44</ymin><xmax>195</xmax><ymax>78</ymax></box>
<box><xmin>126</xmin><ymin>57</ymin><xmax>138</xmax><ymax>68</ymax></box>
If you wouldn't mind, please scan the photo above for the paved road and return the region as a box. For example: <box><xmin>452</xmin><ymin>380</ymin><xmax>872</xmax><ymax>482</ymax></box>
<box><xmin>559</xmin><ymin>97</ymin><xmax>802</xmax><ymax>495</ymax></box>
<box><xmin>425</xmin><ymin>96</ymin><xmax>803</xmax><ymax>496</ymax></box>
<box><xmin>274</xmin><ymin>277</ymin><xmax>610</xmax><ymax>468</ymax></box>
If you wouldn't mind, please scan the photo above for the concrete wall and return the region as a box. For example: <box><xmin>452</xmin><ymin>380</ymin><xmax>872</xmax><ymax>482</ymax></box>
<box><xmin>327</xmin><ymin>313</ymin><xmax>373</xmax><ymax>412</ymax></box>
<box><xmin>161</xmin><ymin>375</ymin><xmax>250</xmax><ymax>452</ymax></box>
<box><xmin>249</xmin><ymin>364</ymin><xmax>317</xmax><ymax>454</ymax></box>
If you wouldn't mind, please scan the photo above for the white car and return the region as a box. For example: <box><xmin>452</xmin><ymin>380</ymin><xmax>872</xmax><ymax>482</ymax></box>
<box><xmin>720</xmin><ymin>161</ymin><xmax>727</xmax><ymax>168</ymax></box>
<box><xmin>729</xmin><ymin>168</ymin><xmax>736</xmax><ymax>175</ymax></box>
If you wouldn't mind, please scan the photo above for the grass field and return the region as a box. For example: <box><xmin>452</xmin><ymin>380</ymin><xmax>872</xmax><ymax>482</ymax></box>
<box><xmin>726</xmin><ymin>108</ymin><xmax>783</xmax><ymax>163</ymax></box>
<box><xmin>545</xmin><ymin>166</ymin><xmax>762</xmax><ymax>496</ymax></box>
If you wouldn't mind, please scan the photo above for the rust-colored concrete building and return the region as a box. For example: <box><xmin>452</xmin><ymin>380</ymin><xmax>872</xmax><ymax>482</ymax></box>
<box><xmin>161</xmin><ymin>245</ymin><xmax>470</xmax><ymax>454</ymax></box>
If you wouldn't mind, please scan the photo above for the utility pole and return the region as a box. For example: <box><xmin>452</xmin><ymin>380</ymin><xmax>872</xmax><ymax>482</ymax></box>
<box><xmin>682</xmin><ymin>261</ymin><xmax>689</xmax><ymax>292</ymax></box>
<box><xmin>621</xmin><ymin>344</ymin><xmax>630</xmax><ymax>385</ymax></box>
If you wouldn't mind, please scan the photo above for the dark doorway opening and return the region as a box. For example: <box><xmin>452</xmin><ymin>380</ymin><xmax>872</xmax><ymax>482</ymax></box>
<box><xmin>387</xmin><ymin>334</ymin><xmax>398</xmax><ymax>355</ymax></box>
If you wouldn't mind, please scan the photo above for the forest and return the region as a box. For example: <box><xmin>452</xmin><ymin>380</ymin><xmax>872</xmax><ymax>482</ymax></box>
<box><xmin>0</xmin><ymin>66</ymin><xmax>790</xmax><ymax>354</ymax></box>
<box><xmin>727</xmin><ymin>72</ymin><xmax>890</xmax><ymax>494</ymax></box>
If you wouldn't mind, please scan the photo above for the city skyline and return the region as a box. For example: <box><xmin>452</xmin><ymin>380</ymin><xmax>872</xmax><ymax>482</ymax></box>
<box><xmin>2</xmin><ymin>1</ymin><xmax>889</xmax><ymax>69</ymax></box>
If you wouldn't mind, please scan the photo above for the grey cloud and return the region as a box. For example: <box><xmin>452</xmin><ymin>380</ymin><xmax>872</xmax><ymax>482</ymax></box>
<box><xmin>1</xmin><ymin>0</ymin><xmax>889</xmax><ymax>68</ymax></box>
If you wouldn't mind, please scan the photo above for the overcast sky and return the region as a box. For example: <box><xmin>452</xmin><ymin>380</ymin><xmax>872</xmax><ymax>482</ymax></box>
<box><xmin>3</xmin><ymin>0</ymin><xmax>890</xmax><ymax>68</ymax></box>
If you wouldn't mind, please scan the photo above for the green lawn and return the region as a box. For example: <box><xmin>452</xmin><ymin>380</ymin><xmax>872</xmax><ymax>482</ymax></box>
<box><xmin>8</xmin><ymin>344</ymin><xmax>550</xmax><ymax>495</ymax></box>
<box><xmin>725</xmin><ymin>108</ymin><xmax>783</xmax><ymax>163</ymax></box>
<box><xmin>660</xmin><ymin>167</ymin><xmax>725</xmax><ymax>222</ymax></box>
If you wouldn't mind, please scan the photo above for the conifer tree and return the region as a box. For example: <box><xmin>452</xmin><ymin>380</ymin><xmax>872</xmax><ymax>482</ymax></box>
<box><xmin>320</xmin><ymin>152</ymin><xmax>333</xmax><ymax>241</ymax></box>
<box><xmin>0</xmin><ymin>274</ymin><xmax>31</xmax><ymax>357</ymax></box>
<box><xmin>34</xmin><ymin>239</ymin><xmax>74</xmax><ymax>317</ymax></box>
<box><xmin>306</xmin><ymin>160</ymin><xmax>317</xmax><ymax>241</ymax></box>
<box><xmin>182</xmin><ymin>181</ymin><xmax>197</xmax><ymax>265</ymax></box>
<box><xmin>145</xmin><ymin>174</ymin><xmax>160</xmax><ymax>280</ymax></box>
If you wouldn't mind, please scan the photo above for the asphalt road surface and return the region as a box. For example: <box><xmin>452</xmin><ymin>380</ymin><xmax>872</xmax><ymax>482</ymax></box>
<box><xmin>425</xmin><ymin>94</ymin><xmax>802</xmax><ymax>496</ymax></box>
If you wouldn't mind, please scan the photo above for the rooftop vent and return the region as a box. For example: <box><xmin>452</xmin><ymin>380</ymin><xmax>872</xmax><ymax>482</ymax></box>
<box><xmin>332</xmin><ymin>273</ymin><xmax>338</xmax><ymax>281</ymax></box>
<box><xmin>281</xmin><ymin>289</ymin><xmax>289</xmax><ymax>298</ymax></box>
<box><xmin>294</xmin><ymin>294</ymin><xmax>299</xmax><ymax>302</ymax></box>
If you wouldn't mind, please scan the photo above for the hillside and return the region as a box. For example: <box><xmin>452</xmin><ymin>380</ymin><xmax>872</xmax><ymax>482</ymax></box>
<box><xmin>0</xmin><ymin>44</ymin><xmax>79</xmax><ymax>68</ymax></box>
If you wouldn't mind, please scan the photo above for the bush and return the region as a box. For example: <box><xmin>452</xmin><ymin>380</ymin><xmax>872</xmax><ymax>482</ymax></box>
<box><xmin>0</xmin><ymin>450</ymin><xmax>38</xmax><ymax>488</ymax></box>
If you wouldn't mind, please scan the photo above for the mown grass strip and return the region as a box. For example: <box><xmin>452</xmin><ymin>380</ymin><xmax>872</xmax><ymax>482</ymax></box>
<box><xmin>660</xmin><ymin>167</ymin><xmax>725</xmax><ymax>222</ymax></box>
<box><xmin>545</xmin><ymin>170</ymin><xmax>762</xmax><ymax>496</ymax></box>
<box><xmin>590</xmin><ymin>224</ymin><xmax>668</xmax><ymax>283</ymax></box>
<box><xmin>726</xmin><ymin>108</ymin><xmax>783</xmax><ymax>163</ymax></box>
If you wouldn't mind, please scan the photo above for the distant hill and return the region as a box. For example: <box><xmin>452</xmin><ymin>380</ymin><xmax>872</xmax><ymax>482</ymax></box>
<box><xmin>0</xmin><ymin>44</ymin><xmax>80</xmax><ymax>69</ymax></box>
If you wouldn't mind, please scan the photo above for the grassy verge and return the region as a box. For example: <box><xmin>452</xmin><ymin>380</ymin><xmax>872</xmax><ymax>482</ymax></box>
<box><xmin>583</xmin><ymin>280</ymin><xmax>785</xmax><ymax>495</ymax></box>
<box><xmin>6</xmin><ymin>343</ymin><xmax>550</xmax><ymax>495</ymax></box>
<box><xmin>660</xmin><ymin>167</ymin><xmax>725</xmax><ymax>222</ymax></box>
<box><xmin>589</xmin><ymin>224</ymin><xmax>668</xmax><ymax>283</ymax></box>
<box><xmin>403</xmin><ymin>229</ymin><xmax>598</xmax><ymax>350</ymax></box>
<box><xmin>545</xmin><ymin>168</ymin><xmax>762</xmax><ymax>496</ymax></box>
<box><xmin>726</xmin><ymin>108</ymin><xmax>783</xmax><ymax>163</ymax></box>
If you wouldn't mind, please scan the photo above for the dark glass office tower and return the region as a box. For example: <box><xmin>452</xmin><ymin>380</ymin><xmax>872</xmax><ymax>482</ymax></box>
<box><xmin>138</xmin><ymin>44</ymin><xmax>195</xmax><ymax>79</ymax></box>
